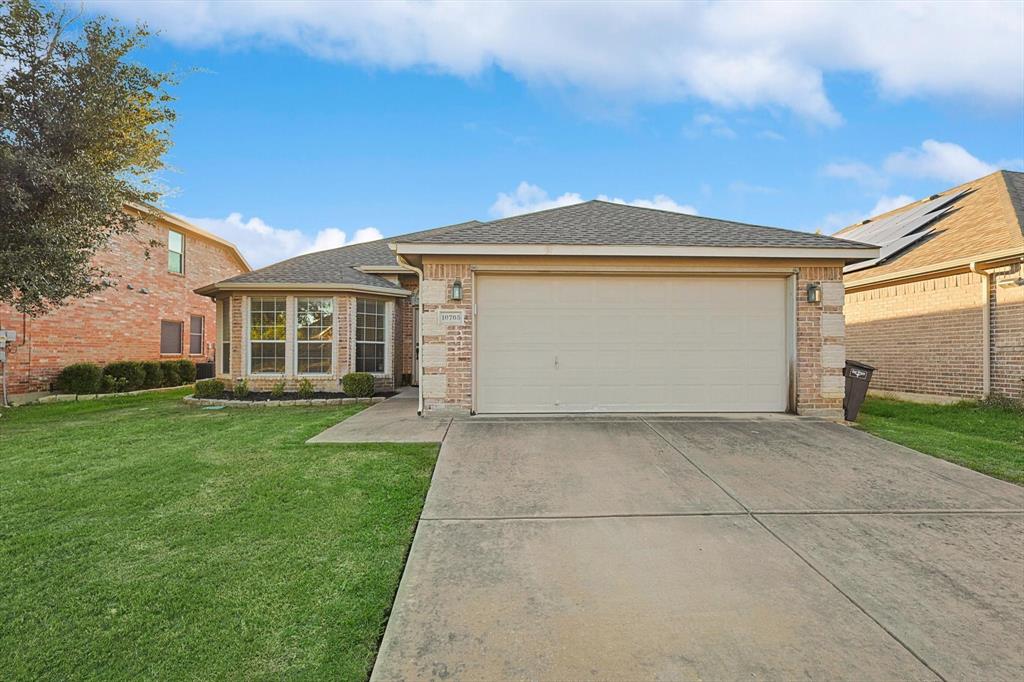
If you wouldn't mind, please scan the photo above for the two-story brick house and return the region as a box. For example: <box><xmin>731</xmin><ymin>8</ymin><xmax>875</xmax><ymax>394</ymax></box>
<box><xmin>0</xmin><ymin>205</ymin><xmax>250</xmax><ymax>400</ymax></box>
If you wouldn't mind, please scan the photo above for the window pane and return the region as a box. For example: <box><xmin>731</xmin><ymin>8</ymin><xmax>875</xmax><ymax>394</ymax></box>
<box><xmin>297</xmin><ymin>342</ymin><xmax>332</xmax><ymax>374</ymax></box>
<box><xmin>189</xmin><ymin>315</ymin><xmax>204</xmax><ymax>354</ymax></box>
<box><xmin>221</xmin><ymin>342</ymin><xmax>230</xmax><ymax>373</ymax></box>
<box><xmin>251</xmin><ymin>342</ymin><xmax>286</xmax><ymax>373</ymax></box>
<box><xmin>160</xmin><ymin>320</ymin><xmax>183</xmax><ymax>354</ymax></box>
<box><xmin>355</xmin><ymin>342</ymin><xmax>385</xmax><ymax>373</ymax></box>
<box><xmin>168</xmin><ymin>230</ymin><xmax>184</xmax><ymax>273</ymax></box>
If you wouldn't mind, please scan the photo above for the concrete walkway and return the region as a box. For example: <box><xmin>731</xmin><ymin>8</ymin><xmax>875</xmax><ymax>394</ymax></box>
<box><xmin>306</xmin><ymin>387</ymin><xmax>451</xmax><ymax>443</ymax></box>
<box><xmin>372</xmin><ymin>417</ymin><xmax>1024</xmax><ymax>681</ymax></box>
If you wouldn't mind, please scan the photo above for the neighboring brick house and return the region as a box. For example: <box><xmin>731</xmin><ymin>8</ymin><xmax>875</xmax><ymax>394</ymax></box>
<box><xmin>0</xmin><ymin>205</ymin><xmax>250</xmax><ymax>399</ymax></box>
<box><xmin>198</xmin><ymin>201</ymin><xmax>876</xmax><ymax>418</ymax></box>
<box><xmin>839</xmin><ymin>170</ymin><xmax>1024</xmax><ymax>402</ymax></box>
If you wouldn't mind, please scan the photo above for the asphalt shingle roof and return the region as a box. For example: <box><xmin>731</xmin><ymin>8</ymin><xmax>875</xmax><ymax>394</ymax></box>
<box><xmin>217</xmin><ymin>221</ymin><xmax>481</xmax><ymax>287</ymax></box>
<box><xmin>211</xmin><ymin>200</ymin><xmax>874</xmax><ymax>290</ymax></box>
<box><xmin>396</xmin><ymin>200</ymin><xmax>872</xmax><ymax>249</ymax></box>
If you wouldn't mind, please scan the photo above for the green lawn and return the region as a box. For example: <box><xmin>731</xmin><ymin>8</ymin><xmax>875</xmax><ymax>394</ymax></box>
<box><xmin>0</xmin><ymin>390</ymin><xmax>437</xmax><ymax>680</ymax></box>
<box><xmin>856</xmin><ymin>396</ymin><xmax>1024</xmax><ymax>485</ymax></box>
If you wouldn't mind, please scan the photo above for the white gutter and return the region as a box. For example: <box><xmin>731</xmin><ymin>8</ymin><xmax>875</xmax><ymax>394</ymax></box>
<box><xmin>194</xmin><ymin>282</ymin><xmax>412</xmax><ymax>297</ymax></box>
<box><xmin>969</xmin><ymin>261</ymin><xmax>991</xmax><ymax>398</ymax></box>
<box><xmin>395</xmin><ymin>254</ymin><xmax>425</xmax><ymax>416</ymax></box>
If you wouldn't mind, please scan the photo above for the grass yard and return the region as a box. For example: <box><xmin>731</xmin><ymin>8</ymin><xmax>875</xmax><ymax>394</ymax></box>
<box><xmin>0</xmin><ymin>389</ymin><xmax>437</xmax><ymax>680</ymax></box>
<box><xmin>856</xmin><ymin>396</ymin><xmax>1024</xmax><ymax>485</ymax></box>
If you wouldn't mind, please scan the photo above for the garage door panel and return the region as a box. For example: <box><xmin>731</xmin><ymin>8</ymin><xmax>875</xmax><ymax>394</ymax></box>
<box><xmin>477</xmin><ymin>275</ymin><xmax>788</xmax><ymax>413</ymax></box>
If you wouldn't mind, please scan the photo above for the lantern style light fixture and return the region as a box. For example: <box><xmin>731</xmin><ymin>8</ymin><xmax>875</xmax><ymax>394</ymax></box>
<box><xmin>806</xmin><ymin>282</ymin><xmax>822</xmax><ymax>303</ymax></box>
<box><xmin>451</xmin><ymin>279</ymin><xmax>463</xmax><ymax>301</ymax></box>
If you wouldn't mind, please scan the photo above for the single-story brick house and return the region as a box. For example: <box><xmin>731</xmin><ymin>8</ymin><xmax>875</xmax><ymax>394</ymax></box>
<box><xmin>198</xmin><ymin>201</ymin><xmax>877</xmax><ymax>418</ymax></box>
<box><xmin>0</xmin><ymin>205</ymin><xmax>250</xmax><ymax>399</ymax></box>
<box><xmin>839</xmin><ymin>170</ymin><xmax>1023</xmax><ymax>402</ymax></box>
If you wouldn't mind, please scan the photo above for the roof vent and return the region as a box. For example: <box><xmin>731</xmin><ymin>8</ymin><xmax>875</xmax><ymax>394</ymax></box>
<box><xmin>860</xmin><ymin>219</ymin><xmax>872</xmax><ymax>225</ymax></box>
<box><xmin>928</xmin><ymin>194</ymin><xmax>941</xmax><ymax>200</ymax></box>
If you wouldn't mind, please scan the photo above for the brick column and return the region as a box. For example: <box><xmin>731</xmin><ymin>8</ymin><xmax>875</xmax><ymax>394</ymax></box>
<box><xmin>796</xmin><ymin>266</ymin><xmax>845</xmax><ymax>418</ymax></box>
<box><xmin>420</xmin><ymin>263</ymin><xmax>473</xmax><ymax>415</ymax></box>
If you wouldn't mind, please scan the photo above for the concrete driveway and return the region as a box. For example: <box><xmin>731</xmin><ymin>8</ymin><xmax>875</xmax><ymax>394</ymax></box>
<box><xmin>371</xmin><ymin>416</ymin><xmax>1024</xmax><ymax>681</ymax></box>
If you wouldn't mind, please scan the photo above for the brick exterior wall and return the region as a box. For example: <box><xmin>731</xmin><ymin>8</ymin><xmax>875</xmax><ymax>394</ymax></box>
<box><xmin>0</xmin><ymin>218</ymin><xmax>246</xmax><ymax>395</ymax></box>
<box><xmin>221</xmin><ymin>292</ymin><xmax>401</xmax><ymax>393</ymax></box>
<box><xmin>796</xmin><ymin>266</ymin><xmax>847</xmax><ymax>416</ymax></box>
<box><xmin>845</xmin><ymin>272</ymin><xmax>987</xmax><ymax>400</ymax></box>
<box><xmin>990</xmin><ymin>263</ymin><xmax>1023</xmax><ymax>400</ymax></box>
<box><xmin>398</xmin><ymin>274</ymin><xmax>419</xmax><ymax>385</ymax></box>
<box><xmin>417</xmin><ymin>262</ymin><xmax>846</xmax><ymax>417</ymax></box>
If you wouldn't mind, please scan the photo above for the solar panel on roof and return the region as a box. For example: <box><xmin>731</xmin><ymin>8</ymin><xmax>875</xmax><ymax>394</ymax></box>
<box><xmin>841</xmin><ymin>188</ymin><xmax>971</xmax><ymax>273</ymax></box>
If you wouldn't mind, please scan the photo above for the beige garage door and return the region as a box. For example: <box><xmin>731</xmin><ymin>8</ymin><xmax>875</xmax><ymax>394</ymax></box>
<box><xmin>476</xmin><ymin>274</ymin><xmax>789</xmax><ymax>413</ymax></box>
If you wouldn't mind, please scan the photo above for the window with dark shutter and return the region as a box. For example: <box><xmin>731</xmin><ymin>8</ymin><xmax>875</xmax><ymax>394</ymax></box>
<box><xmin>160</xmin><ymin>320</ymin><xmax>183</xmax><ymax>354</ymax></box>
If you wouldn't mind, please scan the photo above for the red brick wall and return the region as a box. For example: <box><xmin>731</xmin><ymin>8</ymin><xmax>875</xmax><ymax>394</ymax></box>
<box><xmin>845</xmin><ymin>273</ymin><xmax>985</xmax><ymax>399</ymax></box>
<box><xmin>0</xmin><ymin>218</ymin><xmax>246</xmax><ymax>394</ymax></box>
<box><xmin>398</xmin><ymin>274</ymin><xmax>419</xmax><ymax>384</ymax></box>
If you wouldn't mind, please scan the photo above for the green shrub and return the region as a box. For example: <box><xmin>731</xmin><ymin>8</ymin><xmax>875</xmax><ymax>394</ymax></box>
<box><xmin>141</xmin><ymin>361</ymin><xmax>163</xmax><ymax>389</ymax></box>
<box><xmin>342</xmin><ymin>372</ymin><xmax>375</xmax><ymax>398</ymax></box>
<box><xmin>98</xmin><ymin>374</ymin><xmax>125</xmax><ymax>394</ymax></box>
<box><xmin>193</xmin><ymin>379</ymin><xmax>225</xmax><ymax>398</ymax></box>
<box><xmin>55</xmin><ymin>363</ymin><xmax>102</xmax><ymax>395</ymax></box>
<box><xmin>297</xmin><ymin>378</ymin><xmax>315</xmax><ymax>399</ymax></box>
<box><xmin>160</xmin><ymin>360</ymin><xmax>182</xmax><ymax>387</ymax></box>
<box><xmin>175</xmin><ymin>359</ymin><xmax>197</xmax><ymax>384</ymax></box>
<box><xmin>270</xmin><ymin>381</ymin><xmax>286</xmax><ymax>399</ymax></box>
<box><xmin>103</xmin><ymin>361</ymin><xmax>146</xmax><ymax>392</ymax></box>
<box><xmin>232</xmin><ymin>379</ymin><xmax>250</xmax><ymax>399</ymax></box>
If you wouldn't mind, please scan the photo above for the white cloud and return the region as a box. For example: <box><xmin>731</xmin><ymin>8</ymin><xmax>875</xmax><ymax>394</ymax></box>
<box><xmin>490</xmin><ymin>182</ymin><xmax>585</xmax><ymax>218</ymax></box>
<box><xmin>823</xmin><ymin>161</ymin><xmax>885</xmax><ymax>188</ymax></box>
<box><xmin>184</xmin><ymin>212</ymin><xmax>382</xmax><ymax>268</ymax></box>
<box><xmin>868</xmin><ymin>194</ymin><xmax>915</xmax><ymax>216</ymax></box>
<box><xmin>883</xmin><ymin>140</ymin><xmax>998</xmax><ymax>184</ymax></box>
<box><xmin>597</xmin><ymin>194</ymin><xmax>697</xmax><ymax>215</ymax></box>
<box><xmin>90</xmin><ymin>1</ymin><xmax>1024</xmax><ymax>125</ymax></box>
<box><xmin>490</xmin><ymin>182</ymin><xmax>696</xmax><ymax>218</ymax></box>
<box><xmin>756</xmin><ymin>130</ymin><xmax>785</xmax><ymax>141</ymax></box>
<box><xmin>686</xmin><ymin>113</ymin><xmax>737</xmax><ymax>139</ymax></box>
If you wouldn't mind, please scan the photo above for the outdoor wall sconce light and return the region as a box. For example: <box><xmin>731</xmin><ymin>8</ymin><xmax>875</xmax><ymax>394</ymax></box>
<box><xmin>451</xmin><ymin>279</ymin><xmax>463</xmax><ymax>301</ymax></box>
<box><xmin>806</xmin><ymin>282</ymin><xmax>822</xmax><ymax>303</ymax></box>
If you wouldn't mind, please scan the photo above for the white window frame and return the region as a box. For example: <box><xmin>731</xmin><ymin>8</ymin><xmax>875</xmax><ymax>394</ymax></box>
<box><xmin>354</xmin><ymin>298</ymin><xmax>392</xmax><ymax>377</ymax></box>
<box><xmin>247</xmin><ymin>296</ymin><xmax>287</xmax><ymax>376</ymax></box>
<box><xmin>168</xmin><ymin>229</ymin><xmax>185</xmax><ymax>274</ymax></box>
<box><xmin>189</xmin><ymin>314</ymin><xmax>205</xmax><ymax>356</ymax></box>
<box><xmin>295</xmin><ymin>297</ymin><xmax>335</xmax><ymax>376</ymax></box>
<box><xmin>217</xmin><ymin>299</ymin><xmax>231</xmax><ymax>377</ymax></box>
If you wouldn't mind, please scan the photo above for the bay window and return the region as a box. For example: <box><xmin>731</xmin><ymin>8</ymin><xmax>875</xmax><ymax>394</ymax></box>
<box><xmin>249</xmin><ymin>297</ymin><xmax>286</xmax><ymax>374</ymax></box>
<box><xmin>296</xmin><ymin>298</ymin><xmax>333</xmax><ymax>374</ymax></box>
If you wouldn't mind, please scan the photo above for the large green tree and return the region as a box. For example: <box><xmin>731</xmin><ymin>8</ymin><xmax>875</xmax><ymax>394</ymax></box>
<box><xmin>0</xmin><ymin>0</ymin><xmax>175</xmax><ymax>315</ymax></box>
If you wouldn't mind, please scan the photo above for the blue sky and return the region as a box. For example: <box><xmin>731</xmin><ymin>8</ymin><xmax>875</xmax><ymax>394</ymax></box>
<box><xmin>83</xmin><ymin>1</ymin><xmax>1024</xmax><ymax>267</ymax></box>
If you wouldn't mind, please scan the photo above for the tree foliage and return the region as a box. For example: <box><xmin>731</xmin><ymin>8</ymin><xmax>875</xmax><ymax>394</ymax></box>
<box><xmin>0</xmin><ymin>0</ymin><xmax>175</xmax><ymax>315</ymax></box>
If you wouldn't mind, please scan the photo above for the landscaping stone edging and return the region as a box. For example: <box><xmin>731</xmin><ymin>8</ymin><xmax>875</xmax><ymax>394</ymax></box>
<box><xmin>25</xmin><ymin>384</ymin><xmax>194</xmax><ymax>405</ymax></box>
<box><xmin>184</xmin><ymin>395</ymin><xmax>386</xmax><ymax>408</ymax></box>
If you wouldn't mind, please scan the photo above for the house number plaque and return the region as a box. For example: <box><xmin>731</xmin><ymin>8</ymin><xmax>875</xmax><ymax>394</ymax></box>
<box><xmin>438</xmin><ymin>310</ymin><xmax>465</xmax><ymax>325</ymax></box>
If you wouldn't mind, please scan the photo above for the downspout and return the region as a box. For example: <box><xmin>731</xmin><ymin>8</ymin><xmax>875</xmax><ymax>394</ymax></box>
<box><xmin>969</xmin><ymin>261</ymin><xmax>991</xmax><ymax>398</ymax></box>
<box><xmin>395</xmin><ymin>254</ymin><xmax>424</xmax><ymax>416</ymax></box>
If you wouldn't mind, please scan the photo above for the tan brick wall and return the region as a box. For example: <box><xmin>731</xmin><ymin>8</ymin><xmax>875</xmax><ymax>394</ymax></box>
<box><xmin>420</xmin><ymin>263</ymin><xmax>473</xmax><ymax>415</ymax></box>
<box><xmin>990</xmin><ymin>263</ymin><xmax>1023</xmax><ymax>400</ymax></box>
<box><xmin>796</xmin><ymin>266</ymin><xmax>846</xmax><ymax>417</ymax></box>
<box><xmin>398</xmin><ymin>274</ymin><xmax>419</xmax><ymax>385</ymax></box>
<box><xmin>417</xmin><ymin>261</ymin><xmax>846</xmax><ymax>416</ymax></box>
<box><xmin>0</xmin><ymin>219</ymin><xmax>246</xmax><ymax>394</ymax></box>
<box><xmin>845</xmin><ymin>272</ymin><xmax>985</xmax><ymax>399</ymax></box>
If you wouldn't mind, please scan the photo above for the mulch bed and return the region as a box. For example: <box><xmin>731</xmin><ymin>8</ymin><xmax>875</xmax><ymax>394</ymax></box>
<box><xmin>211</xmin><ymin>391</ymin><xmax>398</xmax><ymax>402</ymax></box>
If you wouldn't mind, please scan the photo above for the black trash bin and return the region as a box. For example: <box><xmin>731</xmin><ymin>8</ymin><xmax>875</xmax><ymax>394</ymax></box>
<box><xmin>843</xmin><ymin>360</ymin><xmax>875</xmax><ymax>421</ymax></box>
